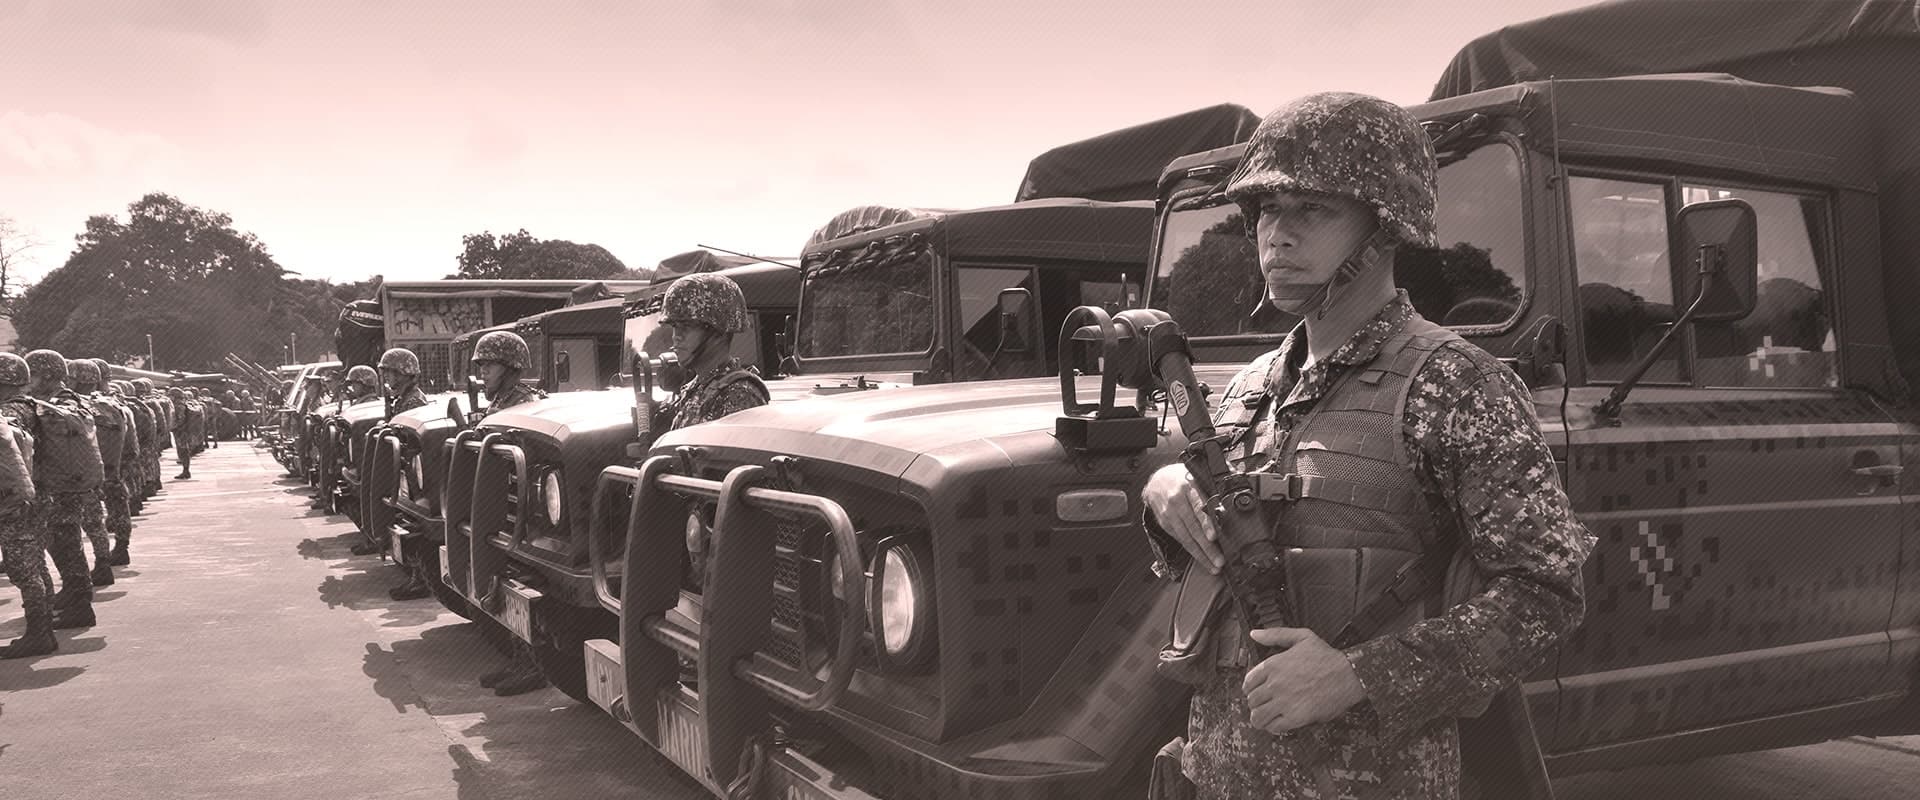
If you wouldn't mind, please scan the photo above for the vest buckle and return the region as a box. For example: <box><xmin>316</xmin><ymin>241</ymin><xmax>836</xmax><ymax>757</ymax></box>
<box><xmin>1251</xmin><ymin>472</ymin><xmax>1305</xmax><ymax>502</ymax></box>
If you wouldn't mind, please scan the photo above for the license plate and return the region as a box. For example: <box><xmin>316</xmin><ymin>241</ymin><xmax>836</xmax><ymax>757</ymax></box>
<box><xmin>389</xmin><ymin>525</ymin><xmax>408</xmax><ymax>562</ymax></box>
<box><xmin>438</xmin><ymin>545</ymin><xmax>452</xmax><ymax>587</ymax></box>
<box><xmin>583</xmin><ymin>639</ymin><xmax>626</xmax><ymax>720</ymax></box>
<box><xmin>497</xmin><ymin>580</ymin><xmax>541</xmax><ymax>643</ymax></box>
<box><xmin>651</xmin><ymin>687</ymin><xmax>857</xmax><ymax>800</ymax></box>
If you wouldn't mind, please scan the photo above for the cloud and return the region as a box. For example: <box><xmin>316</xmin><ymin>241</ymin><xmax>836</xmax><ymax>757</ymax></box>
<box><xmin>128</xmin><ymin>0</ymin><xmax>272</xmax><ymax>46</ymax></box>
<box><xmin>0</xmin><ymin>110</ymin><xmax>188</xmax><ymax>177</ymax></box>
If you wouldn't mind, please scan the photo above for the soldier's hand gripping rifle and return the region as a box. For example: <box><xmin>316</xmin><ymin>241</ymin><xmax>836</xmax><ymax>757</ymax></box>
<box><xmin>1076</xmin><ymin>308</ymin><xmax>1294</xmax><ymax>660</ymax></box>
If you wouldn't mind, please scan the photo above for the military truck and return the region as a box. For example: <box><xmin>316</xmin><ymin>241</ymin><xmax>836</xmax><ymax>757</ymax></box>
<box><xmin>572</xmin><ymin>3</ymin><xmax>1920</xmax><ymax>797</ymax></box>
<box><xmin>358</xmin><ymin>288</ymin><xmax>662</xmax><ymax>602</ymax></box>
<box><xmin>305</xmin><ymin>280</ymin><xmax>639</xmax><ymax>519</ymax></box>
<box><xmin>436</xmin><ymin>260</ymin><xmax>804</xmax><ymax>689</ymax></box>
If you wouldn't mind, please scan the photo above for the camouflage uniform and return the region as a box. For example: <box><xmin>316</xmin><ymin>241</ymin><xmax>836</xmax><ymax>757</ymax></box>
<box><xmin>75</xmin><ymin>363</ymin><xmax>131</xmax><ymax>569</ymax></box>
<box><xmin>1165</xmin><ymin>294</ymin><xmax>1593</xmax><ymax>799</ymax></box>
<box><xmin>485</xmin><ymin>382</ymin><xmax>544</xmax><ymax>416</ymax></box>
<box><xmin>19</xmin><ymin>386</ymin><xmax>105</xmax><ymax>606</ymax></box>
<box><xmin>0</xmin><ymin>352</ymin><xmax>51</xmax><ymax>656</ymax></box>
<box><xmin>664</xmin><ymin>359</ymin><xmax>769</xmax><ymax>429</ymax></box>
<box><xmin>1147</xmin><ymin>94</ymin><xmax>1593</xmax><ymax>799</ymax></box>
<box><xmin>659</xmin><ymin>273</ymin><xmax>768</xmax><ymax>428</ymax></box>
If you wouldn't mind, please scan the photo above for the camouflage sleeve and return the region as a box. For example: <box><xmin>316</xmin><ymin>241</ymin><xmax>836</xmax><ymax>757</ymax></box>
<box><xmin>1344</xmin><ymin>344</ymin><xmax>1594</xmax><ymax>741</ymax></box>
<box><xmin>704</xmin><ymin>381</ymin><xmax>769</xmax><ymax>421</ymax></box>
<box><xmin>0</xmin><ymin>418</ymin><xmax>32</xmax><ymax>505</ymax></box>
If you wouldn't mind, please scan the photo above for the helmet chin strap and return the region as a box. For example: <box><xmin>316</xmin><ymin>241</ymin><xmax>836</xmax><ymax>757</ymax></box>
<box><xmin>1273</xmin><ymin>228</ymin><xmax>1392</xmax><ymax>321</ymax></box>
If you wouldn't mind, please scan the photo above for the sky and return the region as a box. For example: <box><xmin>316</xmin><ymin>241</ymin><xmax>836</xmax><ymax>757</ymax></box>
<box><xmin>0</xmin><ymin>0</ymin><xmax>1600</xmax><ymax>288</ymax></box>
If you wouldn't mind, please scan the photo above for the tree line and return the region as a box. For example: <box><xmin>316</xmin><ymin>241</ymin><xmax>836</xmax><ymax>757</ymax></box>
<box><xmin>4</xmin><ymin>194</ymin><xmax>632</xmax><ymax>372</ymax></box>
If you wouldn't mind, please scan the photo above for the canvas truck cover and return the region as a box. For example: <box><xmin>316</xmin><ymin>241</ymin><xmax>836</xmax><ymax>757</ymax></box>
<box><xmin>805</xmin><ymin>198</ymin><xmax>1154</xmax><ymax>266</ymax></box>
<box><xmin>1016</xmin><ymin>104</ymin><xmax>1261</xmax><ymax>203</ymax></box>
<box><xmin>1431</xmin><ymin>0</ymin><xmax>1920</xmax><ymax>397</ymax></box>
<box><xmin>651</xmin><ymin>249</ymin><xmax>761</xmax><ymax>285</ymax></box>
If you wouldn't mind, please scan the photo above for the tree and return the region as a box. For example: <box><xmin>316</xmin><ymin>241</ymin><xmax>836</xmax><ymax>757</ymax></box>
<box><xmin>13</xmin><ymin>193</ymin><xmax>336</xmax><ymax>371</ymax></box>
<box><xmin>0</xmin><ymin>214</ymin><xmax>41</xmax><ymax>316</ymax></box>
<box><xmin>448</xmin><ymin>228</ymin><xmax>630</xmax><ymax>280</ymax></box>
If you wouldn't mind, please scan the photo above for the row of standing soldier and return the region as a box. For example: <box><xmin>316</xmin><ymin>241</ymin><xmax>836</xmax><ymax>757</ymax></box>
<box><xmin>0</xmin><ymin>351</ymin><xmax>199</xmax><ymax>658</ymax></box>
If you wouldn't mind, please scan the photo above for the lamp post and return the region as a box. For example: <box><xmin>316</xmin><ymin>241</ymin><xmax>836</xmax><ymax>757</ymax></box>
<box><xmin>289</xmin><ymin>332</ymin><xmax>297</xmax><ymax>364</ymax></box>
<box><xmin>145</xmin><ymin>334</ymin><xmax>155</xmax><ymax>370</ymax></box>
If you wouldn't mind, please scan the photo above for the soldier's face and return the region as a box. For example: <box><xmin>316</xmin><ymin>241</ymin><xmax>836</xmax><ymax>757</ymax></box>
<box><xmin>380</xmin><ymin>368</ymin><xmax>407</xmax><ymax>393</ymax></box>
<box><xmin>668</xmin><ymin>321</ymin><xmax>710</xmax><ymax>365</ymax></box>
<box><xmin>1253</xmin><ymin>190</ymin><xmax>1378</xmax><ymax>309</ymax></box>
<box><xmin>475</xmin><ymin>360</ymin><xmax>510</xmax><ymax>391</ymax></box>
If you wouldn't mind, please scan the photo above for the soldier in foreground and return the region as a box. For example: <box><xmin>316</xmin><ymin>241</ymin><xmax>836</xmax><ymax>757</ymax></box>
<box><xmin>0</xmin><ymin>353</ymin><xmax>52</xmax><ymax>658</ymax></box>
<box><xmin>463</xmin><ymin>331</ymin><xmax>552</xmax><ymax>696</ymax></box>
<box><xmin>22</xmin><ymin>349</ymin><xmax>106</xmax><ymax>630</ymax></box>
<box><xmin>657</xmin><ymin>273</ymin><xmax>771</xmax><ymax>582</ymax></box>
<box><xmin>1139</xmin><ymin>93</ymin><xmax>1593</xmax><ymax>798</ymax></box>
<box><xmin>657</xmin><ymin>273</ymin><xmax>771</xmax><ymax>429</ymax></box>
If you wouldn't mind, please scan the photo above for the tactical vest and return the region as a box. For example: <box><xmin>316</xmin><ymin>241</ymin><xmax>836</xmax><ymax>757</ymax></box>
<box><xmin>0</xmin><ymin>417</ymin><xmax>32</xmax><ymax>507</ymax></box>
<box><xmin>32</xmin><ymin>392</ymin><xmax>104</xmax><ymax>493</ymax></box>
<box><xmin>666</xmin><ymin>365</ymin><xmax>769</xmax><ymax>431</ymax></box>
<box><xmin>1212</xmin><ymin>316</ymin><xmax>1462</xmax><ymax>662</ymax></box>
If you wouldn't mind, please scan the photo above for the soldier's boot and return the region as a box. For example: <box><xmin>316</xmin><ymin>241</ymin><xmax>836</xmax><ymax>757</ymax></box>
<box><xmin>111</xmin><ymin>537</ymin><xmax>131</xmax><ymax>566</ymax></box>
<box><xmin>478</xmin><ymin>662</ymin><xmax>518</xmax><ymax>688</ymax></box>
<box><xmin>493</xmin><ymin>665</ymin><xmax>547</xmax><ymax>697</ymax></box>
<box><xmin>52</xmin><ymin>599</ymin><xmax>96</xmax><ymax>630</ymax></box>
<box><xmin>388</xmin><ymin>572</ymin><xmax>431</xmax><ymax>601</ymax></box>
<box><xmin>51</xmin><ymin>584</ymin><xmax>90</xmax><ymax>613</ymax></box>
<box><xmin>90</xmin><ymin>561</ymin><xmax>115</xmax><ymax>587</ymax></box>
<box><xmin>0</xmin><ymin>614</ymin><xmax>57</xmax><ymax>660</ymax></box>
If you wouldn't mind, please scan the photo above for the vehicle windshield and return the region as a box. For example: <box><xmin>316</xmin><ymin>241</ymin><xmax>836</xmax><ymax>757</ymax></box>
<box><xmin>623</xmin><ymin>311</ymin><xmax>674</xmax><ymax>384</ymax></box>
<box><xmin>1149</xmin><ymin>142</ymin><xmax>1527</xmax><ymax>334</ymax></box>
<box><xmin>796</xmin><ymin>248</ymin><xmax>935</xmax><ymax>358</ymax></box>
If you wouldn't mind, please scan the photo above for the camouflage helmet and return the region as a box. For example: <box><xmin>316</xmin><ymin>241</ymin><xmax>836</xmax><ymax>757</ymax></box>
<box><xmin>167</xmin><ymin>386</ymin><xmax>184</xmax><ymax>398</ymax></box>
<box><xmin>25</xmin><ymin>349</ymin><xmax>68</xmax><ymax>383</ymax></box>
<box><xmin>132</xmin><ymin>377</ymin><xmax>154</xmax><ymax>395</ymax></box>
<box><xmin>1225</xmin><ymin>92</ymin><xmax>1438</xmax><ymax>248</ymax></box>
<box><xmin>471</xmin><ymin>331</ymin><xmax>530</xmax><ymax>371</ymax></box>
<box><xmin>346</xmin><ymin>364</ymin><xmax>379</xmax><ymax>389</ymax></box>
<box><xmin>378</xmin><ymin>347</ymin><xmax>421</xmax><ymax>376</ymax></box>
<box><xmin>662</xmin><ymin>273</ymin><xmax>749</xmax><ymax>334</ymax></box>
<box><xmin>68</xmin><ymin>359</ymin><xmax>102</xmax><ymax>386</ymax></box>
<box><xmin>110</xmin><ymin>380</ymin><xmax>132</xmax><ymax>396</ymax></box>
<box><xmin>0</xmin><ymin>353</ymin><xmax>30</xmax><ymax>387</ymax></box>
<box><xmin>89</xmin><ymin>358</ymin><xmax>111</xmax><ymax>381</ymax></box>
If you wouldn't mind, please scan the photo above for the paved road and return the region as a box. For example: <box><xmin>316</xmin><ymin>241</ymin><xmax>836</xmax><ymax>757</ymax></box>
<box><xmin>1</xmin><ymin>442</ymin><xmax>704</xmax><ymax>800</ymax></box>
<box><xmin>6</xmin><ymin>442</ymin><xmax>1920</xmax><ymax>799</ymax></box>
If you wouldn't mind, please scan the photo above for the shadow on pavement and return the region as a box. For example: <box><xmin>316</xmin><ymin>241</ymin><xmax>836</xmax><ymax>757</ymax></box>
<box><xmin>318</xmin><ymin>559</ymin><xmax>445</xmax><ymax>629</ymax></box>
<box><xmin>0</xmin><ymin>663</ymin><xmax>85</xmax><ymax>690</ymax></box>
<box><xmin>55</xmin><ymin>634</ymin><xmax>107</xmax><ymax>654</ymax></box>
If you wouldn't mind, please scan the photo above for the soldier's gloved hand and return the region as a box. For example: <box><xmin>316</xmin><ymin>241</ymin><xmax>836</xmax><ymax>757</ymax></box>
<box><xmin>1142</xmin><ymin>463</ymin><xmax>1224</xmax><ymax>575</ymax></box>
<box><xmin>1242</xmin><ymin>627</ymin><xmax>1365</xmax><ymax>734</ymax></box>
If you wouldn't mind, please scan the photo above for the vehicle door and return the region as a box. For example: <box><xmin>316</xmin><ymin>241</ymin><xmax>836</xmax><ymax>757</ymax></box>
<box><xmin>552</xmin><ymin>337</ymin><xmax>597</xmax><ymax>393</ymax></box>
<box><xmin>1552</xmin><ymin>174</ymin><xmax>1903</xmax><ymax>751</ymax></box>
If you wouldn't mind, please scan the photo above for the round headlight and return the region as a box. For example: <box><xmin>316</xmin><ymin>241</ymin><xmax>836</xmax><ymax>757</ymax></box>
<box><xmin>542</xmin><ymin>471</ymin><xmax>564</xmax><ymax>523</ymax></box>
<box><xmin>878</xmin><ymin>549</ymin><xmax>916</xmax><ymax>655</ymax></box>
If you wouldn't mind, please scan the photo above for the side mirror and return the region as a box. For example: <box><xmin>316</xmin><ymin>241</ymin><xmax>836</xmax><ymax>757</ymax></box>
<box><xmin>997</xmin><ymin>287</ymin><xmax>1034</xmax><ymax>354</ymax></box>
<box><xmin>1673</xmin><ymin>198</ymin><xmax>1758</xmax><ymax>323</ymax></box>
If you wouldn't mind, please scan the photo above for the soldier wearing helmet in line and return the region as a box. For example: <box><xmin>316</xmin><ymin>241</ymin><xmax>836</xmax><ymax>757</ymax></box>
<box><xmin>133</xmin><ymin>379</ymin><xmax>167</xmax><ymax>496</ymax></box>
<box><xmin>1138</xmin><ymin>94</ymin><xmax>1592</xmax><ymax>799</ymax></box>
<box><xmin>657</xmin><ymin>272</ymin><xmax>770</xmax><ymax>430</ymax></box>
<box><xmin>18</xmin><ymin>349</ymin><xmax>105</xmax><ymax>631</ymax></box>
<box><xmin>342</xmin><ymin>364</ymin><xmax>381</xmax><ymax>406</ymax></box>
<box><xmin>466</xmin><ymin>330</ymin><xmax>553</xmax><ymax>696</ymax></box>
<box><xmin>378</xmin><ymin>347</ymin><xmax>430</xmax><ymax>417</ymax></box>
<box><xmin>69</xmin><ymin>360</ymin><xmax>131</xmax><ymax>583</ymax></box>
<box><xmin>470</xmin><ymin>331</ymin><xmax>544</xmax><ymax>414</ymax></box>
<box><xmin>0</xmin><ymin>352</ymin><xmax>53</xmax><ymax>658</ymax></box>
<box><xmin>167</xmin><ymin>386</ymin><xmax>197</xmax><ymax>480</ymax></box>
<box><xmin>114</xmin><ymin>379</ymin><xmax>154</xmax><ymax>513</ymax></box>
<box><xmin>372</xmin><ymin>347</ymin><xmax>439</xmax><ymax>596</ymax></box>
<box><xmin>101</xmin><ymin>375</ymin><xmax>142</xmax><ymax>555</ymax></box>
